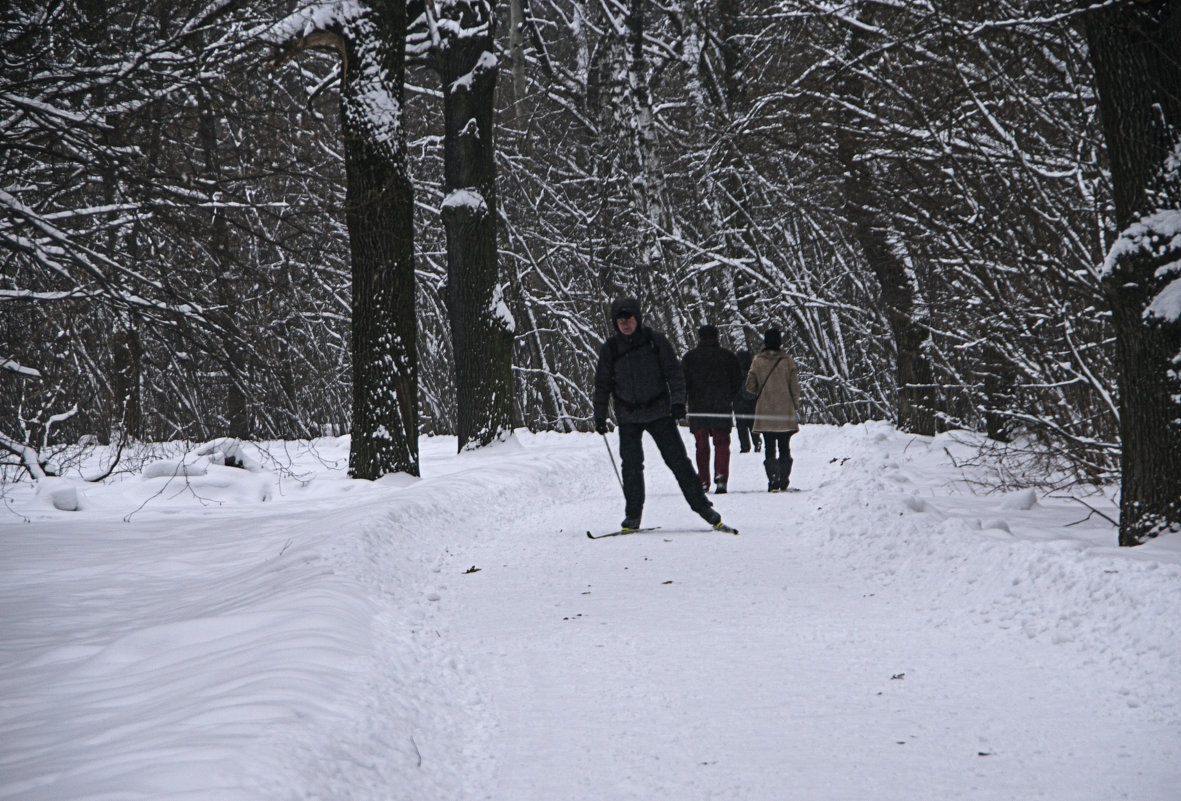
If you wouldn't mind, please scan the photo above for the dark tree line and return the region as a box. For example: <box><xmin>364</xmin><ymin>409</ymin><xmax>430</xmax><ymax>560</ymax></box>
<box><xmin>2</xmin><ymin>0</ymin><xmax>1178</xmax><ymax>544</ymax></box>
<box><xmin>2</xmin><ymin>0</ymin><xmax>352</xmax><ymax>459</ymax></box>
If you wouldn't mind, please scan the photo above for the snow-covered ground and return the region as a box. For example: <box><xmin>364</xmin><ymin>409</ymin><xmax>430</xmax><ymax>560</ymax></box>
<box><xmin>2</xmin><ymin>422</ymin><xmax>1178</xmax><ymax>800</ymax></box>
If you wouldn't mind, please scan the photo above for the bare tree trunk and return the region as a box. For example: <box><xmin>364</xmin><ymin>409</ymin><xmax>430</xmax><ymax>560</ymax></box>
<box><xmin>625</xmin><ymin>0</ymin><xmax>674</xmax><ymax>266</ymax></box>
<box><xmin>110</xmin><ymin>324</ymin><xmax>142</xmax><ymax>439</ymax></box>
<box><xmin>341</xmin><ymin>1</ymin><xmax>418</xmax><ymax>478</ymax></box>
<box><xmin>834</xmin><ymin>5</ymin><xmax>938</xmax><ymax>435</ymax></box>
<box><xmin>506</xmin><ymin>0</ymin><xmax>527</xmax><ymax>120</ymax></box>
<box><xmin>344</xmin><ymin>142</ymin><xmax>418</xmax><ymax>477</ymax></box>
<box><xmin>981</xmin><ymin>343</ymin><xmax>1014</xmax><ymax>443</ymax></box>
<box><xmin>716</xmin><ymin>0</ymin><xmax>744</xmax><ymax>114</ymax></box>
<box><xmin>685</xmin><ymin>0</ymin><xmax>750</xmax><ymax>343</ymax></box>
<box><xmin>198</xmin><ymin>84</ymin><xmax>251</xmax><ymax>439</ymax></box>
<box><xmin>434</xmin><ymin>0</ymin><xmax>515</xmax><ymax>450</ymax></box>
<box><xmin>1083</xmin><ymin>0</ymin><xmax>1181</xmax><ymax>545</ymax></box>
<box><xmin>270</xmin><ymin>0</ymin><xmax>419</xmax><ymax>477</ymax></box>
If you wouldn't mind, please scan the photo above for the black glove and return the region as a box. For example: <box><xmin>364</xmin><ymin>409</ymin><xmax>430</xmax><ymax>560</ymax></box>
<box><xmin>670</xmin><ymin>403</ymin><xmax>686</xmax><ymax>420</ymax></box>
<box><xmin>594</xmin><ymin>418</ymin><xmax>609</xmax><ymax>435</ymax></box>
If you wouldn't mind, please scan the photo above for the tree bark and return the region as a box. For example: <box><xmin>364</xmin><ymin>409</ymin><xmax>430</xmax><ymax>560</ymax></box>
<box><xmin>110</xmin><ymin>324</ymin><xmax>142</xmax><ymax>440</ymax></box>
<box><xmin>270</xmin><ymin>0</ymin><xmax>418</xmax><ymax>476</ymax></box>
<box><xmin>337</xmin><ymin>1</ymin><xmax>418</xmax><ymax>478</ymax></box>
<box><xmin>435</xmin><ymin>0</ymin><xmax>516</xmax><ymax>450</ymax></box>
<box><xmin>506</xmin><ymin>0</ymin><xmax>527</xmax><ymax>120</ymax></box>
<box><xmin>1083</xmin><ymin>0</ymin><xmax>1181</xmax><ymax>545</ymax></box>
<box><xmin>834</xmin><ymin>5</ymin><xmax>938</xmax><ymax>436</ymax></box>
<box><xmin>344</xmin><ymin>143</ymin><xmax>418</xmax><ymax>477</ymax></box>
<box><xmin>626</xmin><ymin>0</ymin><xmax>674</xmax><ymax>259</ymax></box>
<box><xmin>198</xmin><ymin>85</ymin><xmax>250</xmax><ymax>439</ymax></box>
<box><xmin>716</xmin><ymin>0</ymin><xmax>745</xmax><ymax>114</ymax></box>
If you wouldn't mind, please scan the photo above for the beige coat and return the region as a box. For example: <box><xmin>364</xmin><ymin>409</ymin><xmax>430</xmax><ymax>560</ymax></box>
<box><xmin>744</xmin><ymin>349</ymin><xmax>801</xmax><ymax>433</ymax></box>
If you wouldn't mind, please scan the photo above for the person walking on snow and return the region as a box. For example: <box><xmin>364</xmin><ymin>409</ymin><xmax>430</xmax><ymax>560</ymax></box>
<box><xmin>682</xmin><ymin>324</ymin><xmax>743</xmax><ymax>494</ymax></box>
<box><xmin>745</xmin><ymin>327</ymin><xmax>801</xmax><ymax>492</ymax></box>
<box><xmin>593</xmin><ymin>297</ymin><xmax>727</xmax><ymax>531</ymax></box>
<box><xmin>733</xmin><ymin>348</ymin><xmax>760</xmax><ymax>455</ymax></box>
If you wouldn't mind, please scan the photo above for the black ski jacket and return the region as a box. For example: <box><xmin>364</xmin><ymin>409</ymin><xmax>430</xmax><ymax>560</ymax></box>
<box><xmin>594</xmin><ymin>326</ymin><xmax>685</xmax><ymax>425</ymax></box>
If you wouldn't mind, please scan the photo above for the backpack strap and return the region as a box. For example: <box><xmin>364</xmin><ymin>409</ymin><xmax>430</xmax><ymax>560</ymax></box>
<box><xmin>609</xmin><ymin>330</ymin><xmax>656</xmax><ymax>363</ymax></box>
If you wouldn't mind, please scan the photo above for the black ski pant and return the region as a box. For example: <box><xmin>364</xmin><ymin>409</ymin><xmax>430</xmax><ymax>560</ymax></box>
<box><xmin>762</xmin><ymin>431</ymin><xmax>796</xmax><ymax>488</ymax></box>
<box><xmin>618</xmin><ymin>416</ymin><xmax>713</xmax><ymax>523</ymax></box>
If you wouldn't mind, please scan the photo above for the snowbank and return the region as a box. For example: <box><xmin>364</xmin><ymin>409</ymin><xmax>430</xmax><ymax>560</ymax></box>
<box><xmin>1</xmin><ymin>425</ymin><xmax>1177</xmax><ymax>800</ymax></box>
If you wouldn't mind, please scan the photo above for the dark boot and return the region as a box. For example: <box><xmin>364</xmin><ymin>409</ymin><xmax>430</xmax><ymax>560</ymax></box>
<box><xmin>764</xmin><ymin>459</ymin><xmax>779</xmax><ymax>493</ymax></box>
<box><xmin>778</xmin><ymin>448</ymin><xmax>794</xmax><ymax>491</ymax></box>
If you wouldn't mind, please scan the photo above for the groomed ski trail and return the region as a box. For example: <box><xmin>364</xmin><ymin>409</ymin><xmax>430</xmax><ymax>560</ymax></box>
<box><xmin>430</xmin><ymin>425</ymin><xmax>1180</xmax><ymax>801</ymax></box>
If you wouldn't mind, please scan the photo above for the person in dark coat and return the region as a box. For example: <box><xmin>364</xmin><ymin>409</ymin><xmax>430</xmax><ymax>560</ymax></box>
<box><xmin>593</xmin><ymin>297</ymin><xmax>726</xmax><ymax>531</ymax></box>
<box><xmin>733</xmin><ymin>349</ymin><xmax>760</xmax><ymax>454</ymax></box>
<box><xmin>744</xmin><ymin>327</ymin><xmax>802</xmax><ymax>492</ymax></box>
<box><xmin>682</xmin><ymin>325</ymin><xmax>743</xmax><ymax>493</ymax></box>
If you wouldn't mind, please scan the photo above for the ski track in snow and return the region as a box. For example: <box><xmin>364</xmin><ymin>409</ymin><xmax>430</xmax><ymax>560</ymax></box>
<box><xmin>1</xmin><ymin>424</ymin><xmax>1179</xmax><ymax>800</ymax></box>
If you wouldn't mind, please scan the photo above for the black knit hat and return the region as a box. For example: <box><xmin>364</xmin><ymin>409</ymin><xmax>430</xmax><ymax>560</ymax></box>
<box><xmin>697</xmin><ymin>324</ymin><xmax>719</xmax><ymax>343</ymax></box>
<box><xmin>764</xmin><ymin>327</ymin><xmax>782</xmax><ymax>350</ymax></box>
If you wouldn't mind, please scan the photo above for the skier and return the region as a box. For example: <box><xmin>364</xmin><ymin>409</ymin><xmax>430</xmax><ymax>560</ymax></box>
<box><xmin>733</xmin><ymin>349</ymin><xmax>759</xmax><ymax>454</ymax></box>
<box><xmin>593</xmin><ymin>297</ymin><xmax>728</xmax><ymax>532</ymax></box>
<box><xmin>682</xmin><ymin>324</ymin><xmax>743</xmax><ymax>494</ymax></box>
<box><xmin>744</xmin><ymin>327</ymin><xmax>801</xmax><ymax>492</ymax></box>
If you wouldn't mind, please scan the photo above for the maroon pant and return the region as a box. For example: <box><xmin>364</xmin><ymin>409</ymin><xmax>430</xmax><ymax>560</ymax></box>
<box><xmin>693</xmin><ymin>428</ymin><xmax>732</xmax><ymax>486</ymax></box>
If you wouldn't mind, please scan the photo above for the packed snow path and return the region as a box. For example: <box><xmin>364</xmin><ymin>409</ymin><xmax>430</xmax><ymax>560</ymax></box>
<box><xmin>441</xmin><ymin>429</ymin><xmax>1179</xmax><ymax>801</ymax></box>
<box><xmin>1</xmin><ymin>424</ymin><xmax>1178</xmax><ymax>800</ymax></box>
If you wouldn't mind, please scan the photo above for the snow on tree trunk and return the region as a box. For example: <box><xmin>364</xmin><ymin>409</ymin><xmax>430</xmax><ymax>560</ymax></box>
<box><xmin>625</xmin><ymin>0</ymin><xmax>675</xmax><ymax>264</ymax></box>
<box><xmin>506</xmin><ymin>0</ymin><xmax>527</xmax><ymax>122</ymax></box>
<box><xmin>433</xmin><ymin>0</ymin><xmax>515</xmax><ymax>451</ymax></box>
<box><xmin>269</xmin><ymin>0</ymin><xmax>419</xmax><ymax>478</ymax></box>
<box><xmin>1083</xmin><ymin>0</ymin><xmax>1181</xmax><ymax>545</ymax></box>
<box><xmin>110</xmin><ymin>322</ymin><xmax>142</xmax><ymax>441</ymax></box>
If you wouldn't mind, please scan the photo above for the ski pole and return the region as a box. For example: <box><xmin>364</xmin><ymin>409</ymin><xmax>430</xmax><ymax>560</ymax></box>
<box><xmin>600</xmin><ymin>432</ymin><xmax>625</xmax><ymax>493</ymax></box>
